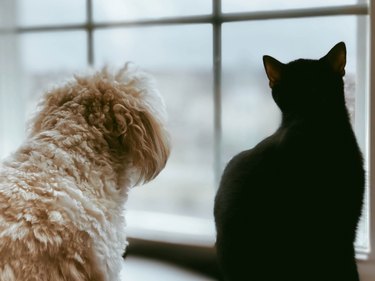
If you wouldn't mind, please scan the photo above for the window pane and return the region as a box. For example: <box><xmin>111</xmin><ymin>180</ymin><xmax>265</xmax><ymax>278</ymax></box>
<box><xmin>223</xmin><ymin>0</ymin><xmax>365</xmax><ymax>13</ymax></box>
<box><xmin>20</xmin><ymin>31</ymin><xmax>87</xmax><ymax>73</ymax></box>
<box><xmin>222</xmin><ymin>16</ymin><xmax>369</xmax><ymax>251</ymax></box>
<box><xmin>16</xmin><ymin>0</ymin><xmax>86</xmax><ymax>26</ymax></box>
<box><xmin>222</xmin><ymin>16</ymin><xmax>360</xmax><ymax>162</ymax></box>
<box><xmin>0</xmin><ymin>34</ymin><xmax>24</xmax><ymax>159</ymax></box>
<box><xmin>93</xmin><ymin>0</ymin><xmax>211</xmax><ymax>22</ymax></box>
<box><xmin>19</xmin><ymin>31</ymin><xmax>87</xmax><ymax>118</ymax></box>
<box><xmin>0</xmin><ymin>31</ymin><xmax>87</xmax><ymax>159</ymax></box>
<box><xmin>95</xmin><ymin>25</ymin><xmax>214</xmax><ymax>219</ymax></box>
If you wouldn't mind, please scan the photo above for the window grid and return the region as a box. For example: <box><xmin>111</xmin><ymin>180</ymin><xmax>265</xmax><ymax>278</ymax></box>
<box><xmin>8</xmin><ymin>2</ymin><xmax>370</xmax><ymax>185</ymax></box>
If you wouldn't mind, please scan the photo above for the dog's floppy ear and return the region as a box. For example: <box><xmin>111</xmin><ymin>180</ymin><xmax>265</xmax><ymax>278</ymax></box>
<box><xmin>113</xmin><ymin>103</ymin><xmax>170</xmax><ymax>185</ymax></box>
<box><xmin>113</xmin><ymin>104</ymin><xmax>132</xmax><ymax>138</ymax></box>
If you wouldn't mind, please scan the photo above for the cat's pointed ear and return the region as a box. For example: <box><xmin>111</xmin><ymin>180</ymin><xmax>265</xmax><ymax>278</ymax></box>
<box><xmin>263</xmin><ymin>56</ymin><xmax>284</xmax><ymax>88</ymax></box>
<box><xmin>321</xmin><ymin>42</ymin><xmax>346</xmax><ymax>76</ymax></box>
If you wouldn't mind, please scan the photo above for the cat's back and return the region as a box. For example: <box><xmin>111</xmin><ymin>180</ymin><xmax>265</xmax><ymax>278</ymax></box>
<box><xmin>214</xmin><ymin>123</ymin><xmax>363</xmax><ymax>281</ymax></box>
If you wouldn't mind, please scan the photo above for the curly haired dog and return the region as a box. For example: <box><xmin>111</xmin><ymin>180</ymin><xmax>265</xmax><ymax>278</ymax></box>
<box><xmin>0</xmin><ymin>66</ymin><xmax>170</xmax><ymax>281</ymax></box>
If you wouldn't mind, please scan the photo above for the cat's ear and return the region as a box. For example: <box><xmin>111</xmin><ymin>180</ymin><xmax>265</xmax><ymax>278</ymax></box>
<box><xmin>263</xmin><ymin>56</ymin><xmax>284</xmax><ymax>88</ymax></box>
<box><xmin>321</xmin><ymin>42</ymin><xmax>346</xmax><ymax>76</ymax></box>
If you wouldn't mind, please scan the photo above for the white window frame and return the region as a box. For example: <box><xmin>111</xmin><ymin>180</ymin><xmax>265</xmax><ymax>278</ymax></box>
<box><xmin>367</xmin><ymin>0</ymin><xmax>375</xmax><ymax>266</ymax></box>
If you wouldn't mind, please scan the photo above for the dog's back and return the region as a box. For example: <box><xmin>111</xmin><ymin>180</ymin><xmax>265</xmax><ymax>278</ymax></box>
<box><xmin>0</xmin><ymin>155</ymin><xmax>107</xmax><ymax>281</ymax></box>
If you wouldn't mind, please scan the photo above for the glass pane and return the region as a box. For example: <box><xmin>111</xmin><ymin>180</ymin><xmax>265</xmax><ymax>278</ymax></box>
<box><xmin>0</xmin><ymin>35</ymin><xmax>24</xmax><ymax>159</ymax></box>
<box><xmin>16</xmin><ymin>0</ymin><xmax>86</xmax><ymax>26</ymax></box>
<box><xmin>0</xmin><ymin>31</ymin><xmax>87</xmax><ymax>159</ymax></box>
<box><xmin>19</xmin><ymin>31</ymin><xmax>87</xmax><ymax>121</ymax></box>
<box><xmin>93</xmin><ymin>0</ymin><xmax>211</xmax><ymax>22</ymax></box>
<box><xmin>95</xmin><ymin>25</ymin><xmax>214</xmax><ymax>219</ymax></box>
<box><xmin>223</xmin><ymin>0</ymin><xmax>365</xmax><ymax>13</ymax></box>
<box><xmin>222</xmin><ymin>16</ymin><xmax>368</xmax><ymax>250</ymax></box>
<box><xmin>222</xmin><ymin>16</ymin><xmax>359</xmax><ymax>163</ymax></box>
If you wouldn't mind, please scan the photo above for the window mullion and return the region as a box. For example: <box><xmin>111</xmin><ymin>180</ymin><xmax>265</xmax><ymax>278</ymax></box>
<box><xmin>213</xmin><ymin>0</ymin><xmax>222</xmax><ymax>187</ymax></box>
<box><xmin>86</xmin><ymin>0</ymin><xmax>94</xmax><ymax>66</ymax></box>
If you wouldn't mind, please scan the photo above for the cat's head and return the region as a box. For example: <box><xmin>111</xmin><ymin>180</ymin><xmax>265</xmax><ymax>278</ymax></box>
<box><xmin>263</xmin><ymin>42</ymin><xmax>347</xmax><ymax>116</ymax></box>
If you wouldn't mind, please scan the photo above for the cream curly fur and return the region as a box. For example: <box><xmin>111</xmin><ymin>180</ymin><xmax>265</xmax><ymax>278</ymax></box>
<box><xmin>0</xmin><ymin>65</ymin><xmax>170</xmax><ymax>281</ymax></box>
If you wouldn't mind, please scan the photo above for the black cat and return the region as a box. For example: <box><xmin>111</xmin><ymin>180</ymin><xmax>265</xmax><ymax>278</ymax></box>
<box><xmin>214</xmin><ymin>42</ymin><xmax>365</xmax><ymax>281</ymax></box>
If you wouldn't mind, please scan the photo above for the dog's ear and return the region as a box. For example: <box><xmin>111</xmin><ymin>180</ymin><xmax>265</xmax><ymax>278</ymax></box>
<box><xmin>113</xmin><ymin>103</ymin><xmax>170</xmax><ymax>185</ymax></box>
<box><xmin>113</xmin><ymin>104</ymin><xmax>132</xmax><ymax>138</ymax></box>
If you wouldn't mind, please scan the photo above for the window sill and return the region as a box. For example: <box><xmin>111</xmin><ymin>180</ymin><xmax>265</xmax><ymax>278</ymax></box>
<box><xmin>125</xmin><ymin>210</ymin><xmax>220</xmax><ymax>279</ymax></box>
<box><xmin>125</xmin><ymin>210</ymin><xmax>216</xmax><ymax>247</ymax></box>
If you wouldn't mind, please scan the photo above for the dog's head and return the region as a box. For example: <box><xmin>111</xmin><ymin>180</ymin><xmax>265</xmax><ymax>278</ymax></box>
<box><xmin>30</xmin><ymin>65</ymin><xmax>170</xmax><ymax>186</ymax></box>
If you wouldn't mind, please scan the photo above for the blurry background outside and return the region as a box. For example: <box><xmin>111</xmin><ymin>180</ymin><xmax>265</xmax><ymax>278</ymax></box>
<box><xmin>0</xmin><ymin>0</ymin><xmax>370</xmax><ymax>253</ymax></box>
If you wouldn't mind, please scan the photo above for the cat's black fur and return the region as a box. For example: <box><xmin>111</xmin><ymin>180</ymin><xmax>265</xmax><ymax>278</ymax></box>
<box><xmin>214</xmin><ymin>42</ymin><xmax>365</xmax><ymax>281</ymax></box>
